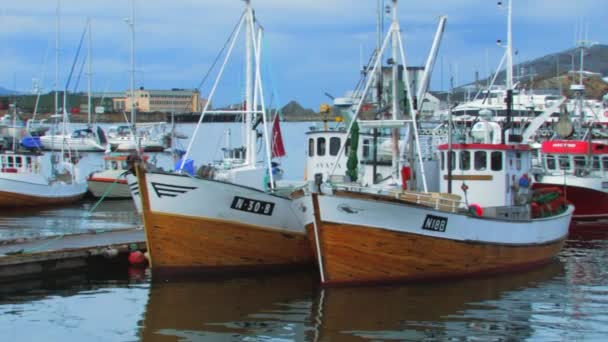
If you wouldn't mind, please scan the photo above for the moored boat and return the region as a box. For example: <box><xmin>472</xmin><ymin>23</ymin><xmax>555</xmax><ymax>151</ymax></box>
<box><xmin>130</xmin><ymin>0</ymin><xmax>313</xmax><ymax>277</ymax></box>
<box><xmin>0</xmin><ymin>150</ymin><xmax>87</xmax><ymax>207</ymax></box>
<box><xmin>533</xmin><ymin>140</ymin><xmax>608</xmax><ymax>220</ymax></box>
<box><xmin>87</xmin><ymin>153</ymin><xmax>137</xmax><ymax>199</ymax></box>
<box><xmin>303</xmin><ymin>0</ymin><xmax>573</xmax><ymax>287</ymax></box>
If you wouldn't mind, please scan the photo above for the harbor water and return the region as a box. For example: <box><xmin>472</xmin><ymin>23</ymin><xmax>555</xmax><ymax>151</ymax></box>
<box><xmin>1</xmin><ymin>122</ymin><xmax>607</xmax><ymax>341</ymax></box>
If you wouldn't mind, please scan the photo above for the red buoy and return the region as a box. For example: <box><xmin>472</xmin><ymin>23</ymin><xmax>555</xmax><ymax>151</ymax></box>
<box><xmin>128</xmin><ymin>251</ymin><xmax>146</xmax><ymax>266</ymax></box>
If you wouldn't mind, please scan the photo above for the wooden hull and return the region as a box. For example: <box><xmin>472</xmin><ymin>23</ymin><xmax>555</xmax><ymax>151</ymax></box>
<box><xmin>309</xmin><ymin>191</ymin><xmax>572</xmax><ymax>286</ymax></box>
<box><xmin>144</xmin><ymin>211</ymin><xmax>313</xmax><ymax>275</ymax></box>
<box><xmin>135</xmin><ymin>164</ymin><xmax>314</xmax><ymax>276</ymax></box>
<box><xmin>307</xmin><ymin>222</ymin><xmax>564</xmax><ymax>286</ymax></box>
<box><xmin>0</xmin><ymin>189</ymin><xmax>84</xmax><ymax>207</ymax></box>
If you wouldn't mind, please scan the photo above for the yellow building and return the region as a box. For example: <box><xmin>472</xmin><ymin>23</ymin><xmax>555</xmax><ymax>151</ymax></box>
<box><xmin>124</xmin><ymin>88</ymin><xmax>205</xmax><ymax>114</ymax></box>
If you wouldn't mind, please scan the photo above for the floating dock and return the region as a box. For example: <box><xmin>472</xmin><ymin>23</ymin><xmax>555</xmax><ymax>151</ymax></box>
<box><xmin>0</xmin><ymin>228</ymin><xmax>146</xmax><ymax>284</ymax></box>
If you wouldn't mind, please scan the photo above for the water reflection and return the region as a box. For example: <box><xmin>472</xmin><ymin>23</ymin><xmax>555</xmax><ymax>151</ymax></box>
<box><xmin>140</xmin><ymin>272</ymin><xmax>316</xmax><ymax>341</ymax></box>
<box><xmin>140</xmin><ymin>262</ymin><xmax>565</xmax><ymax>342</ymax></box>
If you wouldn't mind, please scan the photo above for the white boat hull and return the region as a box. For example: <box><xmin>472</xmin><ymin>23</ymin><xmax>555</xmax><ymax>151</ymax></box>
<box><xmin>40</xmin><ymin>135</ymin><xmax>106</xmax><ymax>152</ymax></box>
<box><xmin>0</xmin><ymin>174</ymin><xmax>87</xmax><ymax>207</ymax></box>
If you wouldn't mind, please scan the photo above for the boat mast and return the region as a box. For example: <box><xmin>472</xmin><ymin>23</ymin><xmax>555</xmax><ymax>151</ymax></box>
<box><xmin>245</xmin><ymin>0</ymin><xmax>255</xmax><ymax>166</ymax></box>
<box><xmin>502</xmin><ymin>0</ymin><xmax>514</xmax><ymax>144</ymax></box>
<box><xmin>87</xmin><ymin>18</ymin><xmax>92</xmax><ymax>126</ymax></box>
<box><xmin>55</xmin><ymin>0</ymin><xmax>60</xmax><ymax>116</ymax></box>
<box><xmin>126</xmin><ymin>0</ymin><xmax>137</xmax><ymax>149</ymax></box>
<box><xmin>372</xmin><ymin>0</ymin><xmax>383</xmax><ymax>184</ymax></box>
<box><xmin>390</xmin><ymin>0</ymin><xmax>400</xmax><ymax>183</ymax></box>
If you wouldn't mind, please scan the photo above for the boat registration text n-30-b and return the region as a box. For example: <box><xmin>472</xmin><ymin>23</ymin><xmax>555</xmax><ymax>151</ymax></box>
<box><xmin>230</xmin><ymin>196</ymin><xmax>275</xmax><ymax>216</ymax></box>
<box><xmin>422</xmin><ymin>214</ymin><xmax>448</xmax><ymax>232</ymax></box>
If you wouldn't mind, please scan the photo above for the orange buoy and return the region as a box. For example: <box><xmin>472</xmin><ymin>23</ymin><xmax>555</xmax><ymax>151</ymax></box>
<box><xmin>468</xmin><ymin>203</ymin><xmax>483</xmax><ymax>217</ymax></box>
<box><xmin>128</xmin><ymin>250</ymin><xmax>146</xmax><ymax>266</ymax></box>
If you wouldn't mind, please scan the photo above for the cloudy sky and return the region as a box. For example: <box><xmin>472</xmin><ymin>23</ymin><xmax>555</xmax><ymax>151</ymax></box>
<box><xmin>0</xmin><ymin>0</ymin><xmax>606</xmax><ymax>108</ymax></box>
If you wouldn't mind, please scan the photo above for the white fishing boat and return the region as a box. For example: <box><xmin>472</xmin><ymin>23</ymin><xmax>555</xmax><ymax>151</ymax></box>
<box><xmin>87</xmin><ymin>153</ymin><xmax>138</xmax><ymax>199</ymax></box>
<box><xmin>0</xmin><ymin>150</ymin><xmax>87</xmax><ymax>207</ymax></box>
<box><xmin>301</xmin><ymin>0</ymin><xmax>573</xmax><ymax>287</ymax></box>
<box><xmin>129</xmin><ymin>0</ymin><xmax>313</xmax><ymax>276</ymax></box>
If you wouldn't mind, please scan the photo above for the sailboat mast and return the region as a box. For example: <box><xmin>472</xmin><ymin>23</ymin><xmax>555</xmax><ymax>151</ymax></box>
<box><xmin>129</xmin><ymin>0</ymin><xmax>136</xmax><ymax>133</ymax></box>
<box><xmin>245</xmin><ymin>0</ymin><xmax>255</xmax><ymax>166</ymax></box>
<box><xmin>87</xmin><ymin>18</ymin><xmax>92</xmax><ymax>126</ymax></box>
<box><xmin>390</xmin><ymin>0</ymin><xmax>400</xmax><ymax>182</ymax></box>
<box><xmin>503</xmin><ymin>0</ymin><xmax>514</xmax><ymax>144</ymax></box>
<box><xmin>55</xmin><ymin>0</ymin><xmax>60</xmax><ymax>115</ymax></box>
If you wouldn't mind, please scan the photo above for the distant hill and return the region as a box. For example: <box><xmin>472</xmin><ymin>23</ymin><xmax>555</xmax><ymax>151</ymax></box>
<box><xmin>280</xmin><ymin>100</ymin><xmax>320</xmax><ymax>121</ymax></box>
<box><xmin>0</xmin><ymin>86</ymin><xmax>17</xmax><ymax>95</ymax></box>
<box><xmin>455</xmin><ymin>44</ymin><xmax>608</xmax><ymax>99</ymax></box>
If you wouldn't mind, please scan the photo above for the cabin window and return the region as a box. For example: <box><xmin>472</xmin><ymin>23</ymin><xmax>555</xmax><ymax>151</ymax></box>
<box><xmin>546</xmin><ymin>155</ymin><xmax>556</xmax><ymax>170</ymax></box>
<box><xmin>603</xmin><ymin>156</ymin><xmax>608</xmax><ymax>170</ymax></box>
<box><xmin>515</xmin><ymin>152</ymin><xmax>522</xmax><ymax>171</ymax></box>
<box><xmin>345</xmin><ymin>138</ymin><xmax>351</xmax><ymax>155</ymax></box>
<box><xmin>362</xmin><ymin>139</ymin><xmax>370</xmax><ymax>158</ymax></box>
<box><xmin>448</xmin><ymin>151</ymin><xmax>456</xmax><ymax>171</ymax></box>
<box><xmin>441</xmin><ymin>151</ymin><xmax>445</xmax><ymax>170</ymax></box>
<box><xmin>7</xmin><ymin>156</ymin><xmax>13</xmax><ymax>168</ymax></box>
<box><xmin>574</xmin><ymin>156</ymin><xmax>587</xmax><ymax>169</ymax></box>
<box><xmin>111</xmin><ymin>161</ymin><xmax>119</xmax><ymax>170</ymax></box>
<box><xmin>329</xmin><ymin>137</ymin><xmax>341</xmax><ymax>156</ymax></box>
<box><xmin>15</xmin><ymin>156</ymin><xmax>22</xmax><ymax>168</ymax></box>
<box><xmin>491</xmin><ymin>151</ymin><xmax>503</xmax><ymax>171</ymax></box>
<box><xmin>593</xmin><ymin>156</ymin><xmax>601</xmax><ymax>171</ymax></box>
<box><xmin>308</xmin><ymin>138</ymin><xmax>314</xmax><ymax>157</ymax></box>
<box><xmin>474</xmin><ymin>151</ymin><xmax>487</xmax><ymax>170</ymax></box>
<box><xmin>26</xmin><ymin>157</ymin><xmax>31</xmax><ymax>166</ymax></box>
<box><xmin>460</xmin><ymin>151</ymin><xmax>471</xmax><ymax>170</ymax></box>
<box><xmin>317</xmin><ymin>137</ymin><xmax>326</xmax><ymax>156</ymax></box>
<box><xmin>558</xmin><ymin>155</ymin><xmax>571</xmax><ymax>170</ymax></box>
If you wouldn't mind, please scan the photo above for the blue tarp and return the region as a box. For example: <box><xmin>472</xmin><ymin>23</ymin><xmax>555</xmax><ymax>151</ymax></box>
<box><xmin>175</xmin><ymin>158</ymin><xmax>195</xmax><ymax>175</ymax></box>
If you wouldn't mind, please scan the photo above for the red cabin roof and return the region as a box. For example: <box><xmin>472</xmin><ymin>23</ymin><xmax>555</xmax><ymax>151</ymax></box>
<box><xmin>437</xmin><ymin>143</ymin><xmax>531</xmax><ymax>151</ymax></box>
<box><xmin>541</xmin><ymin>140</ymin><xmax>608</xmax><ymax>155</ymax></box>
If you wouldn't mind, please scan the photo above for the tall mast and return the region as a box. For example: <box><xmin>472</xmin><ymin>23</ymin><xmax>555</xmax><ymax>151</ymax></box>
<box><xmin>502</xmin><ymin>0</ymin><xmax>514</xmax><ymax>144</ymax></box>
<box><xmin>127</xmin><ymin>0</ymin><xmax>136</xmax><ymax>131</ymax></box>
<box><xmin>390</xmin><ymin>0</ymin><xmax>400</xmax><ymax>181</ymax></box>
<box><xmin>87</xmin><ymin>18</ymin><xmax>92</xmax><ymax>126</ymax></box>
<box><xmin>55</xmin><ymin>0</ymin><xmax>60</xmax><ymax>115</ymax></box>
<box><xmin>244</xmin><ymin>0</ymin><xmax>254</xmax><ymax>165</ymax></box>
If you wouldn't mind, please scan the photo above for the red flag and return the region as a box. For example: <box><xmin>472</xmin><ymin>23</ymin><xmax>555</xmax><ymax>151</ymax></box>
<box><xmin>271</xmin><ymin>113</ymin><xmax>286</xmax><ymax>158</ymax></box>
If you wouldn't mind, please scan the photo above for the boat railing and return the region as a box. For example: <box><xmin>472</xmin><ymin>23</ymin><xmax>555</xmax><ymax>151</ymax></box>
<box><xmin>330</xmin><ymin>183</ymin><xmax>464</xmax><ymax>213</ymax></box>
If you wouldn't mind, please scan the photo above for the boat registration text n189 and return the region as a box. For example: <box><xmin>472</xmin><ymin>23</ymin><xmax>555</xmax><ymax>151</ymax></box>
<box><xmin>230</xmin><ymin>196</ymin><xmax>275</xmax><ymax>216</ymax></box>
<box><xmin>421</xmin><ymin>214</ymin><xmax>448</xmax><ymax>232</ymax></box>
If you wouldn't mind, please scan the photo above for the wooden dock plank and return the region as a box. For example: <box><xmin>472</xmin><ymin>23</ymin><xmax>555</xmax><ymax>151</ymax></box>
<box><xmin>0</xmin><ymin>228</ymin><xmax>146</xmax><ymax>283</ymax></box>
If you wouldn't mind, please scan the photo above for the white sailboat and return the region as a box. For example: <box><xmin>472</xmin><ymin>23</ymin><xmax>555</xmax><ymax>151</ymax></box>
<box><xmin>128</xmin><ymin>0</ymin><xmax>312</xmax><ymax>276</ymax></box>
<box><xmin>39</xmin><ymin>16</ymin><xmax>107</xmax><ymax>152</ymax></box>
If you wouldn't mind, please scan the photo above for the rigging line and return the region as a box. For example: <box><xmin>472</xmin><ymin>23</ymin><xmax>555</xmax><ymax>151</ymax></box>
<box><xmin>180</xmin><ymin>12</ymin><xmax>246</xmax><ymax>114</ymax></box>
<box><xmin>260</xmin><ymin>33</ymin><xmax>284</xmax><ymax>120</ymax></box>
<box><xmin>72</xmin><ymin>49</ymin><xmax>87</xmax><ymax>93</ymax></box>
<box><xmin>64</xmin><ymin>22</ymin><xmax>88</xmax><ymax>91</ymax></box>
<box><xmin>72</xmin><ymin>48</ymin><xmax>87</xmax><ymax>93</ymax></box>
